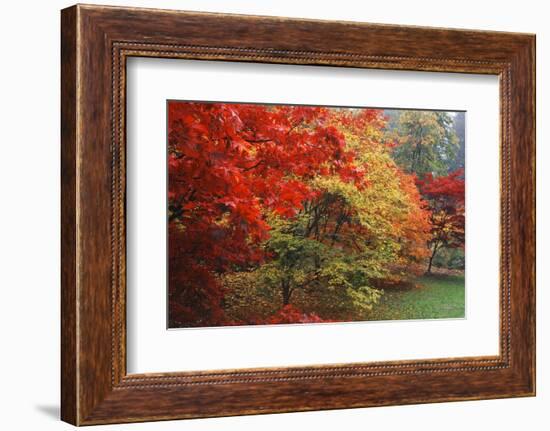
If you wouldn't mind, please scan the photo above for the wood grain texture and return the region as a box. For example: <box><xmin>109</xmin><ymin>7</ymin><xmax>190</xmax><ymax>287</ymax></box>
<box><xmin>60</xmin><ymin>4</ymin><xmax>536</xmax><ymax>425</ymax></box>
<box><xmin>60</xmin><ymin>6</ymin><xmax>78</xmax><ymax>424</ymax></box>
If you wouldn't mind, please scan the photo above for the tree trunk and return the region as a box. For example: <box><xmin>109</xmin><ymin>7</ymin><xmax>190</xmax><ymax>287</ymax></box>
<box><xmin>426</xmin><ymin>243</ymin><xmax>439</xmax><ymax>274</ymax></box>
<box><xmin>426</xmin><ymin>254</ymin><xmax>434</xmax><ymax>274</ymax></box>
<box><xmin>282</xmin><ymin>280</ymin><xmax>291</xmax><ymax>305</ymax></box>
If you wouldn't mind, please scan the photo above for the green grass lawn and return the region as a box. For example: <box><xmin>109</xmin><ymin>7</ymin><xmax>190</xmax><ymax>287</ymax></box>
<box><xmin>365</xmin><ymin>274</ymin><xmax>465</xmax><ymax>321</ymax></box>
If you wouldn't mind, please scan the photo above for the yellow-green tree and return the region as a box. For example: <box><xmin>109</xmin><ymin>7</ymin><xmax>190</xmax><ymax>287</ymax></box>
<box><xmin>222</xmin><ymin>109</ymin><xmax>431</xmax><ymax>323</ymax></box>
<box><xmin>389</xmin><ymin>111</ymin><xmax>459</xmax><ymax>177</ymax></box>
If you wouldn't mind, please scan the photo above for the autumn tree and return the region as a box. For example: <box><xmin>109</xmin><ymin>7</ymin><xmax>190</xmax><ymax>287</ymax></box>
<box><xmin>417</xmin><ymin>169</ymin><xmax>465</xmax><ymax>274</ymax></box>
<box><xmin>389</xmin><ymin>111</ymin><xmax>459</xmax><ymax>177</ymax></box>
<box><xmin>167</xmin><ymin>102</ymin><xmax>363</xmax><ymax>327</ymax></box>
<box><xmin>222</xmin><ymin>109</ymin><xmax>430</xmax><ymax>323</ymax></box>
<box><xmin>449</xmin><ymin>112</ymin><xmax>466</xmax><ymax>172</ymax></box>
<box><xmin>168</xmin><ymin>102</ymin><xmax>444</xmax><ymax>327</ymax></box>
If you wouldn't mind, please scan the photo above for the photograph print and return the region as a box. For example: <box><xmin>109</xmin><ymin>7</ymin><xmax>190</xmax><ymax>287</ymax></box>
<box><xmin>167</xmin><ymin>101</ymin><xmax>465</xmax><ymax>329</ymax></box>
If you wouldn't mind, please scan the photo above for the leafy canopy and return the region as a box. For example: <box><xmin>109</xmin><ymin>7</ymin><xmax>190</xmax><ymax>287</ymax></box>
<box><xmin>167</xmin><ymin>103</ymin><xmax>449</xmax><ymax>327</ymax></box>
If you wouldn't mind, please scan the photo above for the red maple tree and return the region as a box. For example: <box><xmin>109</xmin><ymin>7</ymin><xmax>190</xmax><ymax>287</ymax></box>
<box><xmin>417</xmin><ymin>169</ymin><xmax>465</xmax><ymax>273</ymax></box>
<box><xmin>167</xmin><ymin>102</ymin><xmax>368</xmax><ymax>327</ymax></box>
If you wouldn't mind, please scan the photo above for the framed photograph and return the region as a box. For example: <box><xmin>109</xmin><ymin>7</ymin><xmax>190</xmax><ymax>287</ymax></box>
<box><xmin>61</xmin><ymin>4</ymin><xmax>535</xmax><ymax>425</ymax></box>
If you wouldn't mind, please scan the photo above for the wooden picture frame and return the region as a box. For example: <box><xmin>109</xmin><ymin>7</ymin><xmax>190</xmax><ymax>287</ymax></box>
<box><xmin>61</xmin><ymin>4</ymin><xmax>535</xmax><ymax>425</ymax></box>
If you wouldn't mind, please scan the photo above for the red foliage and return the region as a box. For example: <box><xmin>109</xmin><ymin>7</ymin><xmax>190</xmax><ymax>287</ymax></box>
<box><xmin>418</xmin><ymin>169</ymin><xmax>465</xmax><ymax>204</ymax></box>
<box><xmin>266</xmin><ymin>304</ymin><xmax>326</xmax><ymax>324</ymax></box>
<box><xmin>416</xmin><ymin>169</ymin><xmax>465</xmax><ymax>269</ymax></box>
<box><xmin>167</xmin><ymin>102</ymin><xmax>373</xmax><ymax>327</ymax></box>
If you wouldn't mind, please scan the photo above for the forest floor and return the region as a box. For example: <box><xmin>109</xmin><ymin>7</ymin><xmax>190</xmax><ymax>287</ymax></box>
<box><xmin>365</xmin><ymin>273</ymin><xmax>465</xmax><ymax>321</ymax></box>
